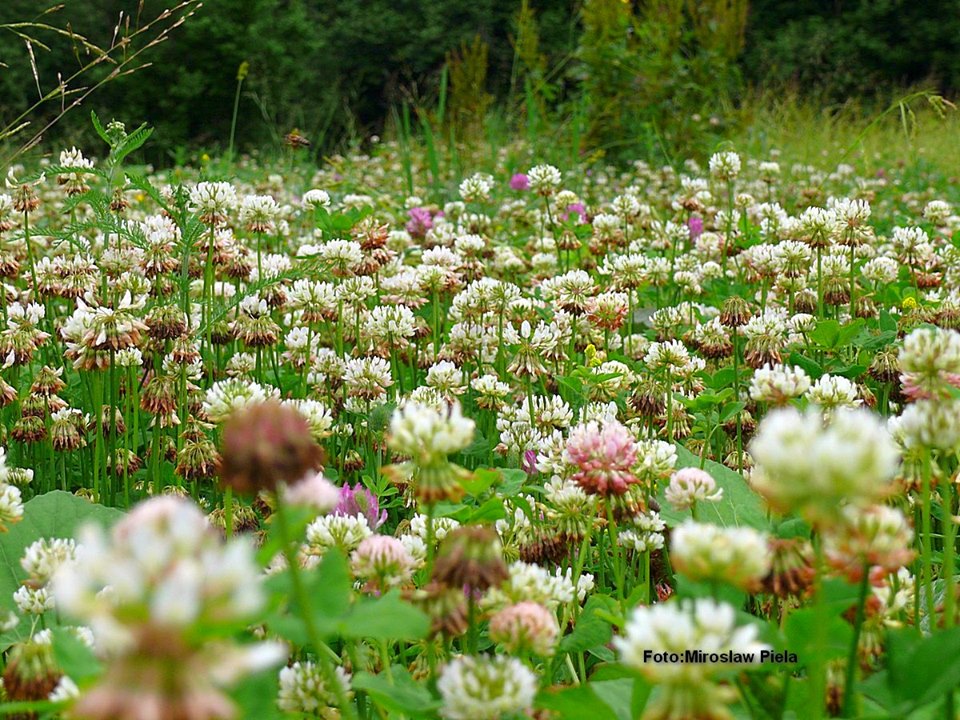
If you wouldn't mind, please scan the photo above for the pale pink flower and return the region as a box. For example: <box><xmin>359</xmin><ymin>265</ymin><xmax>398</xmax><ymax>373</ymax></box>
<box><xmin>564</xmin><ymin>421</ymin><xmax>638</xmax><ymax>496</ymax></box>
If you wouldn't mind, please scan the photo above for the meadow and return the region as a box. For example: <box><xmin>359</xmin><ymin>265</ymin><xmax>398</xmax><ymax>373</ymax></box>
<box><xmin>0</xmin><ymin>94</ymin><xmax>953</xmax><ymax>720</ymax></box>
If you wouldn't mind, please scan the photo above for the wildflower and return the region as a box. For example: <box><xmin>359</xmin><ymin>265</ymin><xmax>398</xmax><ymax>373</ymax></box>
<box><xmin>278</xmin><ymin>662</ymin><xmax>351</xmax><ymax>715</ymax></box>
<box><xmin>899</xmin><ymin>327</ymin><xmax>960</xmax><ymax>400</ymax></box>
<box><xmin>432</xmin><ymin>525</ymin><xmax>508</xmax><ymax>592</ymax></box>
<box><xmin>484</xmin><ymin>561</ymin><xmax>575</xmax><ymax>611</ymax></box>
<box><xmin>302</xmin><ymin>189</ymin><xmax>331</xmax><ymax>210</ymax></box>
<box><xmin>824</xmin><ymin>505</ymin><xmax>914</xmax><ymax>582</ymax></box>
<box><xmin>189</xmin><ymin>181</ymin><xmax>238</xmax><ymax>225</ymax></box>
<box><xmin>283</xmin><ymin>470</ymin><xmax>339</xmax><ymax>514</ymax></box>
<box><xmin>618</xmin><ymin>510</ymin><xmax>666</xmax><ymax>553</ymax></box>
<box><xmin>203</xmin><ymin>379</ymin><xmax>279</xmax><ymax>423</ymax></box>
<box><xmin>804</xmin><ymin>373</ymin><xmax>861</xmax><ymax>411</ymax></box>
<box><xmin>670</xmin><ymin>521</ymin><xmax>771</xmax><ymax>591</ymax></box>
<box><xmin>709</xmin><ymin>151</ymin><xmax>741</xmax><ymax>181</ymax></box>
<box><xmin>459</xmin><ymin>173</ymin><xmax>494</xmax><ymax>203</ymax></box>
<box><xmin>384</xmin><ymin>401</ymin><xmax>474</xmax><ymax>504</ymax></box>
<box><xmin>218</xmin><ymin>400</ymin><xmax>324</xmax><ymax>495</ymax></box>
<box><xmin>527</xmin><ymin>164</ymin><xmax>562</xmax><ymax>196</ymax></box>
<box><xmin>343</xmin><ymin>356</ymin><xmax>393</xmax><ymax>401</ymax></box>
<box><xmin>52</xmin><ymin>496</ymin><xmax>285</xmax><ymax>720</ymax></box>
<box><xmin>334</xmin><ymin>483</ymin><xmax>387</xmax><ymax>529</ymax></box>
<box><xmin>564</xmin><ymin>420</ymin><xmax>638</xmax><ymax>497</ymax></box>
<box><xmin>351</xmin><ymin>535</ymin><xmax>415</xmax><ymax>591</ymax></box>
<box><xmin>57</xmin><ymin>147</ymin><xmax>95</xmax><ymax>195</ymax></box>
<box><xmin>749</xmin><ymin>363</ymin><xmax>811</xmax><ymax>405</ymax></box>
<box><xmin>304</xmin><ymin>513</ymin><xmax>372</xmax><ymax>559</ymax></box>
<box><xmin>750</xmin><ymin>406</ymin><xmax>899</xmax><ymax>522</ymax></box>
<box><xmin>890</xmin><ymin>398</ymin><xmax>960</xmax><ymax>450</ymax></box>
<box><xmin>238</xmin><ymin>194</ymin><xmax>280</xmax><ymax>233</ymax></box>
<box><xmin>2</xmin><ymin>639</ymin><xmax>62</xmax><ymax>705</ymax></box>
<box><xmin>488</xmin><ymin>601</ymin><xmax>559</xmax><ymax>656</ymax></box>
<box><xmin>615</xmin><ymin>598</ymin><xmax>768</xmax><ymax>720</ymax></box>
<box><xmin>665</xmin><ymin>467</ymin><xmax>723</xmax><ymax>511</ymax></box>
<box><xmin>762</xmin><ymin>538</ymin><xmax>815</xmax><ymax>598</ymax></box>
<box><xmin>437</xmin><ymin>655</ymin><xmax>538</xmax><ymax>720</ymax></box>
<box><xmin>509</xmin><ymin>173</ymin><xmax>529</xmax><ymax>191</ymax></box>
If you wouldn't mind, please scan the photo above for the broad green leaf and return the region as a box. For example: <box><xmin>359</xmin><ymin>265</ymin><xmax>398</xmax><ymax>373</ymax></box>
<box><xmin>0</xmin><ymin>492</ymin><xmax>122</xmax><ymax>629</ymax></box>
<box><xmin>809</xmin><ymin>319</ymin><xmax>841</xmax><ymax>348</ymax></box>
<box><xmin>783</xmin><ymin>607</ymin><xmax>852</xmax><ymax>668</ymax></box>
<box><xmin>466</xmin><ymin>496</ymin><xmax>506</xmax><ymax>523</ymax></box>
<box><xmin>231</xmin><ymin>667</ymin><xmax>284</xmax><ymax>720</ymax></box>
<box><xmin>339</xmin><ymin>591</ymin><xmax>429</xmax><ymax>641</ymax></box>
<box><xmin>658</xmin><ymin>446</ymin><xmax>769</xmax><ymax>529</ymax></box>
<box><xmin>884</xmin><ymin>626</ymin><xmax>960</xmax><ymax>712</ymax></box>
<box><xmin>536</xmin><ymin>684</ymin><xmax>619</xmax><ymax>720</ymax></box>
<box><xmin>787</xmin><ymin>352</ymin><xmax>824</xmax><ymax>380</ymax></box>
<box><xmin>460</xmin><ymin>467</ymin><xmax>500</xmax><ymax>497</ymax></box>
<box><xmin>835</xmin><ymin>319</ymin><xmax>867</xmax><ymax>347</ymax></box>
<box><xmin>499</xmin><ymin>468</ymin><xmax>528</xmax><ymax>496</ymax></box>
<box><xmin>592</xmin><ymin>678</ymin><xmax>635</xmax><ymax>720</ymax></box>
<box><xmin>51</xmin><ymin>628</ymin><xmax>102</xmax><ymax>680</ymax></box>
<box><xmin>353</xmin><ymin>667</ymin><xmax>440</xmax><ymax>716</ymax></box>
<box><xmin>309</xmin><ymin>550</ymin><xmax>352</xmax><ymax>619</ymax></box>
<box><xmin>559</xmin><ymin>594</ymin><xmax>618</xmax><ymax>655</ymax></box>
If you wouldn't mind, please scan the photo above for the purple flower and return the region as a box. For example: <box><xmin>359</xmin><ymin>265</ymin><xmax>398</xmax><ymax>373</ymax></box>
<box><xmin>335</xmin><ymin>483</ymin><xmax>387</xmax><ymax>529</ymax></box>
<box><xmin>562</xmin><ymin>202</ymin><xmax>587</xmax><ymax>224</ymax></box>
<box><xmin>509</xmin><ymin>173</ymin><xmax>529</xmax><ymax>191</ymax></box>
<box><xmin>522</xmin><ymin>449</ymin><xmax>539</xmax><ymax>476</ymax></box>
<box><xmin>688</xmin><ymin>215</ymin><xmax>704</xmax><ymax>241</ymax></box>
<box><xmin>405</xmin><ymin>207</ymin><xmax>433</xmax><ymax>239</ymax></box>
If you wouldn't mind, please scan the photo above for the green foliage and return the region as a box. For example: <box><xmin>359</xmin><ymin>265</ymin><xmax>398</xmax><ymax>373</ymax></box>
<box><xmin>0</xmin><ymin>492</ymin><xmax>122</xmax><ymax>647</ymax></box>
<box><xmin>658</xmin><ymin>445</ymin><xmax>769</xmax><ymax>530</ymax></box>
<box><xmin>744</xmin><ymin>0</ymin><xmax>960</xmax><ymax>101</ymax></box>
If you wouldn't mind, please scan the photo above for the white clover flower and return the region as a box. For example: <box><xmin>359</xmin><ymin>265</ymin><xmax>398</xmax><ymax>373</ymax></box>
<box><xmin>21</xmin><ymin>538</ymin><xmax>78</xmax><ymax>586</ymax></box>
<box><xmin>278</xmin><ymin>661</ymin><xmax>351</xmax><ymax>714</ymax></box>
<box><xmin>48</xmin><ymin>675</ymin><xmax>80</xmax><ymax>702</ymax></box>
<box><xmin>750</xmin><ymin>406</ymin><xmax>899</xmax><ymax>521</ymax></box>
<box><xmin>709</xmin><ymin>151</ymin><xmax>741</xmax><ymax>181</ymax></box>
<box><xmin>351</xmin><ymin>535</ymin><xmax>415</xmax><ymax>589</ymax></box>
<box><xmin>890</xmin><ymin>398</ymin><xmax>960</xmax><ymax>450</ymax></box>
<box><xmin>409</xmin><ymin>514</ymin><xmax>460</xmax><ymax>543</ymax></box>
<box><xmin>304</xmin><ymin>514</ymin><xmax>372</xmax><ymax>556</ymax></box>
<box><xmin>387</xmin><ymin>401</ymin><xmax>475</xmax><ymax>463</ymax></box>
<box><xmin>749</xmin><ymin>363</ymin><xmax>811</xmax><ymax>404</ymax></box>
<box><xmin>665</xmin><ymin>467</ymin><xmax>723</xmax><ymax>511</ymax></box>
<box><xmin>302</xmin><ymin>189</ymin><xmax>331</xmax><ymax>209</ymax></box>
<box><xmin>671</xmin><ymin>521</ymin><xmax>771</xmax><ymax>591</ymax></box>
<box><xmin>202</xmin><ymin>379</ymin><xmax>279</xmax><ymax>423</ymax></box>
<box><xmin>0</xmin><ymin>484</ymin><xmax>23</xmax><ymax>530</ymax></box>
<box><xmin>53</xmin><ymin>497</ymin><xmax>269</xmax><ymax>642</ymax></box>
<box><xmin>484</xmin><ymin>561</ymin><xmax>574</xmax><ymax>611</ymax></box>
<box><xmin>189</xmin><ymin>181</ymin><xmax>237</xmax><ymax>223</ymax></box>
<box><xmin>527</xmin><ymin>164</ymin><xmax>562</xmax><ymax>196</ymax></box>
<box><xmin>924</xmin><ymin>199</ymin><xmax>951</xmax><ymax>224</ymax></box>
<box><xmin>804</xmin><ymin>373</ymin><xmax>861</xmax><ymax>411</ymax></box>
<box><xmin>459</xmin><ymin>173</ymin><xmax>494</xmax><ymax>203</ymax></box>
<box><xmin>618</xmin><ymin>510</ymin><xmax>666</xmax><ymax>553</ymax></box>
<box><xmin>426</xmin><ymin>361</ymin><xmax>467</xmax><ymax>396</ymax></box>
<box><xmin>239</xmin><ymin>193</ymin><xmax>280</xmax><ymax>231</ymax></box>
<box><xmin>283</xmin><ymin>399</ymin><xmax>334</xmax><ymax>441</ymax></box>
<box><xmin>437</xmin><ymin>655</ymin><xmax>538</xmax><ymax>720</ymax></box>
<box><xmin>635</xmin><ymin>439</ymin><xmax>678</xmax><ymax>486</ymax></box>
<box><xmin>14</xmin><ymin>585</ymin><xmax>54</xmax><ymax>615</ymax></box>
<box><xmin>615</xmin><ymin>597</ymin><xmax>769</xmax><ymax>720</ymax></box>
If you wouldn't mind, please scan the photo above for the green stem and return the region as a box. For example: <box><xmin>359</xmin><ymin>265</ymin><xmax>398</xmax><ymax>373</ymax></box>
<box><xmin>842</xmin><ymin>563</ymin><xmax>870</xmax><ymax>717</ymax></box>
<box><xmin>274</xmin><ymin>491</ymin><xmax>356</xmax><ymax>720</ymax></box>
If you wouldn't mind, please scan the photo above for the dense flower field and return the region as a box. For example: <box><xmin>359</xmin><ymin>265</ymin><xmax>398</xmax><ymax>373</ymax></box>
<box><xmin>0</xmin><ymin>121</ymin><xmax>957</xmax><ymax>719</ymax></box>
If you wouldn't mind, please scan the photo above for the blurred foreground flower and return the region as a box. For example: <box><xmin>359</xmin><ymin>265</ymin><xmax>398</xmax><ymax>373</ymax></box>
<box><xmin>53</xmin><ymin>496</ymin><xmax>285</xmax><ymax>720</ymax></box>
